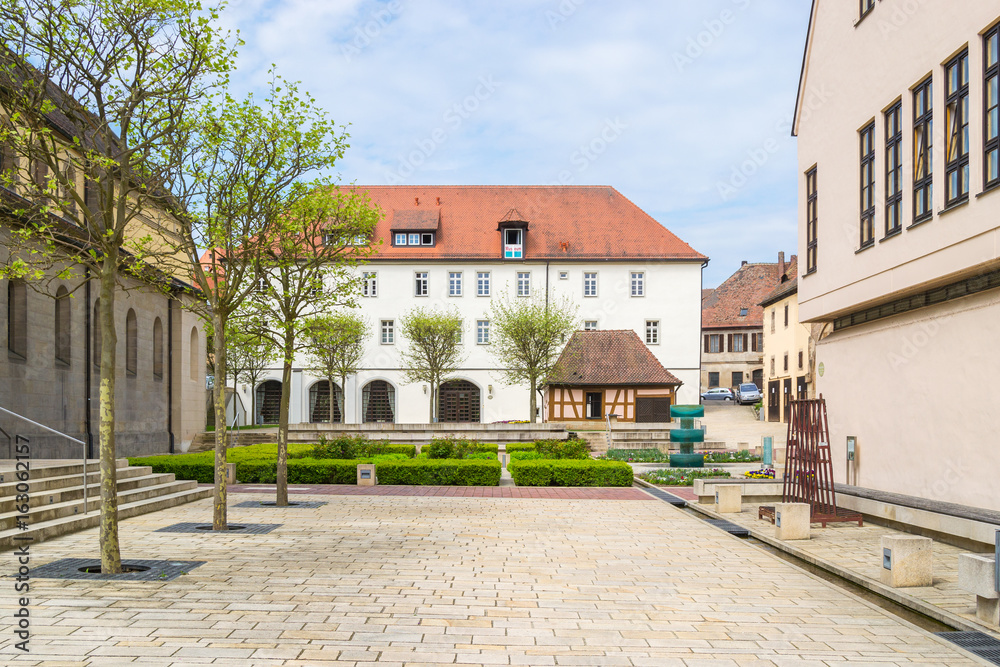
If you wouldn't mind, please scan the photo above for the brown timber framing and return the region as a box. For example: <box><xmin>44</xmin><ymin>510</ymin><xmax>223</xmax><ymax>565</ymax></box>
<box><xmin>546</xmin><ymin>384</ymin><xmax>676</xmax><ymax>423</ymax></box>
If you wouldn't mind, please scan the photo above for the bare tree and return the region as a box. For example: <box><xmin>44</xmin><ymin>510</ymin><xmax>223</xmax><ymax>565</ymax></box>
<box><xmin>399</xmin><ymin>307</ymin><xmax>464</xmax><ymax>422</ymax></box>
<box><xmin>226</xmin><ymin>313</ymin><xmax>278</xmax><ymax>425</ymax></box>
<box><xmin>0</xmin><ymin>0</ymin><xmax>233</xmax><ymax>571</ymax></box>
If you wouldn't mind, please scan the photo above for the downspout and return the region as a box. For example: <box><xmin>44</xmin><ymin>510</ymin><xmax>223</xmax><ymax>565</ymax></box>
<box><xmin>167</xmin><ymin>297</ymin><xmax>175</xmax><ymax>454</ymax></box>
<box><xmin>84</xmin><ymin>267</ymin><xmax>94</xmax><ymax>459</ymax></box>
<box><xmin>545</xmin><ymin>260</ymin><xmax>550</xmax><ymax>310</ymax></box>
<box><xmin>699</xmin><ymin>260</ymin><xmax>708</xmax><ymax>401</ymax></box>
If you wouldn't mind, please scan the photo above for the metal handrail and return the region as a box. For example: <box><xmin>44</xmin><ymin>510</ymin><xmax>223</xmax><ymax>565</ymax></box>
<box><xmin>0</xmin><ymin>405</ymin><xmax>89</xmax><ymax>514</ymax></box>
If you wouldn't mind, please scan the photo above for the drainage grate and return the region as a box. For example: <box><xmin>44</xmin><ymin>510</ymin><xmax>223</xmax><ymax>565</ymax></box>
<box><xmin>704</xmin><ymin>519</ymin><xmax>751</xmax><ymax>538</ymax></box>
<box><xmin>155</xmin><ymin>522</ymin><xmax>281</xmax><ymax>535</ymax></box>
<box><xmin>234</xmin><ymin>500</ymin><xmax>327</xmax><ymax>509</ymax></box>
<box><xmin>937</xmin><ymin>631</ymin><xmax>1000</xmax><ymax>665</ymax></box>
<box><xmin>27</xmin><ymin>558</ymin><xmax>204</xmax><ymax>582</ymax></box>
<box><xmin>642</xmin><ymin>487</ymin><xmax>687</xmax><ymax>507</ymax></box>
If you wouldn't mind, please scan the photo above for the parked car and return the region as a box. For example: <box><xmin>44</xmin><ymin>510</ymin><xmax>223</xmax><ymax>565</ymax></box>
<box><xmin>735</xmin><ymin>383</ymin><xmax>762</xmax><ymax>405</ymax></box>
<box><xmin>700</xmin><ymin>388</ymin><xmax>734</xmax><ymax>402</ymax></box>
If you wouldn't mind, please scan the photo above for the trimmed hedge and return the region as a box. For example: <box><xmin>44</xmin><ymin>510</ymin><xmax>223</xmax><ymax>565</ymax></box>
<box><xmin>508</xmin><ymin>459</ymin><xmax>633</xmax><ymax>487</ymax></box>
<box><xmin>425</xmin><ymin>437</ymin><xmax>498</xmax><ymax>459</ymax></box>
<box><xmin>376</xmin><ymin>459</ymin><xmax>501</xmax><ymax>486</ymax></box>
<box><xmin>308</xmin><ymin>435</ymin><xmax>415</xmax><ymax>459</ymax></box>
<box><xmin>509</xmin><ymin>451</ymin><xmax>543</xmax><ymax>461</ymax></box>
<box><xmin>239</xmin><ymin>458</ymin><xmax>362</xmax><ymax>484</ymax></box>
<box><xmin>505</xmin><ymin>439</ymin><xmax>589</xmax><ymax>459</ymax></box>
<box><xmin>505</xmin><ymin>443</ymin><xmax>537</xmax><ymax>453</ymax></box>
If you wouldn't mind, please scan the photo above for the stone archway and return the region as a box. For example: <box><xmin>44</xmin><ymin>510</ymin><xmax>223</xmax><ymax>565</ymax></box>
<box><xmin>438</xmin><ymin>380</ymin><xmax>481</xmax><ymax>423</ymax></box>
<box><xmin>255</xmin><ymin>380</ymin><xmax>282</xmax><ymax>425</ymax></box>
<box><xmin>362</xmin><ymin>380</ymin><xmax>395</xmax><ymax>423</ymax></box>
<box><xmin>309</xmin><ymin>380</ymin><xmax>343</xmax><ymax>423</ymax></box>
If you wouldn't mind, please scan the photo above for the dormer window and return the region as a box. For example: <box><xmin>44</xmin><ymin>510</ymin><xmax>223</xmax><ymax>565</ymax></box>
<box><xmin>504</xmin><ymin>228</ymin><xmax>523</xmax><ymax>259</ymax></box>
<box><xmin>740</xmin><ymin>308</ymin><xmax>748</xmax><ymax>317</ymax></box>
<box><xmin>394</xmin><ymin>232</ymin><xmax>435</xmax><ymax>246</ymax></box>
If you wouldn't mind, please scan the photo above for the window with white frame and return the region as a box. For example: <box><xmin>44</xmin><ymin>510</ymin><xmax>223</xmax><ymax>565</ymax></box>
<box><xmin>558</xmin><ymin>271</ymin><xmax>569</xmax><ymax>280</ymax></box>
<box><xmin>449</xmin><ymin>272</ymin><xmax>463</xmax><ymax>297</ymax></box>
<box><xmin>645</xmin><ymin>320</ymin><xmax>659</xmax><ymax>345</ymax></box>
<box><xmin>408</xmin><ymin>233</ymin><xmax>420</xmax><ymax>246</ymax></box>
<box><xmin>380</xmin><ymin>320</ymin><xmax>394</xmax><ymax>344</ymax></box>
<box><xmin>476</xmin><ymin>319</ymin><xmax>490</xmax><ymax>344</ymax></box>
<box><xmin>630</xmin><ymin>272</ymin><xmax>645</xmax><ymax>297</ymax></box>
<box><xmin>362</xmin><ymin>271</ymin><xmax>377</xmax><ymax>297</ymax></box>
<box><xmin>584</xmin><ymin>320</ymin><xmax>598</xmax><ymax>331</ymax></box>
<box><xmin>456</xmin><ymin>320</ymin><xmax>464</xmax><ymax>344</ymax></box>
<box><xmin>477</xmin><ymin>271</ymin><xmax>491</xmax><ymax>296</ymax></box>
<box><xmin>516</xmin><ymin>271</ymin><xmax>530</xmax><ymax>297</ymax></box>
<box><xmin>394</xmin><ymin>233</ymin><xmax>406</xmax><ymax>246</ymax></box>
<box><xmin>415</xmin><ymin>272</ymin><xmax>428</xmax><ymax>296</ymax></box>
<box><xmin>584</xmin><ymin>272</ymin><xmax>597</xmax><ymax>297</ymax></box>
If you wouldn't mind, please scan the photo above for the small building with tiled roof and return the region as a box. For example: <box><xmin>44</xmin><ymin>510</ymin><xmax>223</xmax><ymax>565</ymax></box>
<box><xmin>544</xmin><ymin>330</ymin><xmax>681</xmax><ymax>424</ymax></box>
<box><xmin>701</xmin><ymin>253</ymin><xmax>795</xmax><ymax>394</ymax></box>
<box><xmin>241</xmin><ymin>185</ymin><xmax>706</xmax><ymax>426</ymax></box>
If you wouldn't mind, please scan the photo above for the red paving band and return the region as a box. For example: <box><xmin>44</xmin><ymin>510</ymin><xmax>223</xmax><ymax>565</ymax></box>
<box><xmin>214</xmin><ymin>484</ymin><xmax>652</xmax><ymax>500</ymax></box>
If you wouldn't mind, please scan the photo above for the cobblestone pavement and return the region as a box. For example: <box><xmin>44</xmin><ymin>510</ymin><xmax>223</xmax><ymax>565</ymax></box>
<box><xmin>0</xmin><ymin>492</ymin><xmax>981</xmax><ymax>666</ymax></box>
<box><xmin>687</xmin><ymin>502</ymin><xmax>996</xmax><ymax>633</ymax></box>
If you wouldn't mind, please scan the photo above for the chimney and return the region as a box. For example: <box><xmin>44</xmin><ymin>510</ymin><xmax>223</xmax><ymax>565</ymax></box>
<box><xmin>741</xmin><ymin>260</ymin><xmax>748</xmax><ymax>267</ymax></box>
<box><xmin>778</xmin><ymin>251</ymin><xmax>786</xmax><ymax>275</ymax></box>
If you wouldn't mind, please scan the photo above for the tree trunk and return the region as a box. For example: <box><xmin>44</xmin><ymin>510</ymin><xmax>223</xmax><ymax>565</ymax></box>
<box><xmin>328</xmin><ymin>375</ymin><xmax>336</xmax><ymax>424</ymax></box>
<box><xmin>212</xmin><ymin>310</ymin><xmax>229</xmax><ymax>530</ymax></box>
<box><xmin>339</xmin><ymin>373</ymin><xmax>348</xmax><ymax>424</ymax></box>
<box><xmin>97</xmin><ymin>259</ymin><xmax>122</xmax><ymax>574</ymax></box>
<box><xmin>276</xmin><ymin>337</ymin><xmax>294</xmax><ymax>506</ymax></box>
<box><xmin>529</xmin><ymin>377</ymin><xmax>537</xmax><ymax>423</ymax></box>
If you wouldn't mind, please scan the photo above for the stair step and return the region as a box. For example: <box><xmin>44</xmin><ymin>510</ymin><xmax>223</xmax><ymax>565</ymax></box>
<box><xmin>0</xmin><ymin>458</ymin><xmax>129</xmax><ymax>484</ymax></box>
<box><xmin>0</xmin><ymin>483</ymin><xmax>212</xmax><ymax>551</ymax></box>
<box><xmin>0</xmin><ymin>466</ymin><xmax>153</xmax><ymax>499</ymax></box>
<box><xmin>0</xmin><ymin>474</ymin><xmax>182</xmax><ymax>526</ymax></box>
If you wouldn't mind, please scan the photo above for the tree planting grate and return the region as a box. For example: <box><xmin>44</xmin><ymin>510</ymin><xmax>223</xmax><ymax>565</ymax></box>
<box><xmin>937</xmin><ymin>631</ymin><xmax>1000</xmax><ymax>665</ymax></box>
<box><xmin>155</xmin><ymin>522</ymin><xmax>281</xmax><ymax>535</ymax></box>
<box><xmin>26</xmin><ymin>558</ymin><xmax>203</xmax><ymax>582</ymax></box>
<box><xmin>234</xmin><ymin>500</ymin><xmax>327</xmax><ymax>509</ymax></box>
<box><xmin>704</xmin><ymin>519</ymin><xmax>751</xmax><ymax>538</ymax></box>
<box><xmin>642</xmin><ymin>487</ymin><xmax>687</xmax><ymax>507</ymax></box>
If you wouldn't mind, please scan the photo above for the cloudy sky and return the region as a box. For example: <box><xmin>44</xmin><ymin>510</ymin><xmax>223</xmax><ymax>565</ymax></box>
<box><xmin>218</xmin><ymin>0</ymin><xmax>812</xmax><ymax>287</ymax></box>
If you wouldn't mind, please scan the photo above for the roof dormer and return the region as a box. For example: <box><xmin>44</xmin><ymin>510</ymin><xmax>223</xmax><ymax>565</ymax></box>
<box><xmin>498</xmin><ymin>208</ymin><xmax>529</xmax><ymax>259</ymax></box>
<box><xmin>390</xmin><ymin>208</ymin><xmax>440</xmax><ymax>247</ymax></box>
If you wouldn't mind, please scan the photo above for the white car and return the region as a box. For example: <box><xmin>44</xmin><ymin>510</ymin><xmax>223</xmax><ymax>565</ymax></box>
<box><xmin>736</xmin><ymin>383</ymin><xmax>762</xmax><ymax>405</ymax></box>
<box><xmin>700</xmin><ymin>388</ymin><xmax>734</xmax><ymax>402</ymax></box>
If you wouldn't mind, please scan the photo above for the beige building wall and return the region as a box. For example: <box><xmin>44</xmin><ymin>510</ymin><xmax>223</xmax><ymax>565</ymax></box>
<box><xmin>795</xmin><ymin>1</ymin><xmax>1000</xmax><ymax>510</ymax></box>
<box><xmin>701</xmin><ymin>328</ymin><xmax>763</xmax><ymax>391</ymax></box>
<box><xmin>761</xmin><ymin>292</ymin><xmax>814</xmax><ymax>422</ymax></box>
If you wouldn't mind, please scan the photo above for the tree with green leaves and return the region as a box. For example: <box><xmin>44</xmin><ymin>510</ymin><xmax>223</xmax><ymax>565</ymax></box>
<box><xmin>304</xmin><ymin>312</ymin><xmax>370</xmax><ymax>423</ymax></box>
<box><xmin>399</xmin><ymin>307</ymin><xmax>465</xmax><ymax>422</ymax></box>
<box><xmin>252</xmin><ymin>187</ymin><xmax>380</xmax><ymax>506</ymax></box>
<box><xmin>488</xmin><ymin>296</ymin><xmax>578</xmax><ymax>421</ymax></box>
<box><xmin>163</xmin><ymin>75</ymin><xmax>354</xmax><ymax>529</ymax></box>
<box><xmin>0</xmin><ymin>0</ymin><xmax>234</xmax><ymax>571</ymax></box>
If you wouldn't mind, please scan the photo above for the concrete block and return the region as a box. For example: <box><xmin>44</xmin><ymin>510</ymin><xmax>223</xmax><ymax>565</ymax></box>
<box><xmin>774</xmin><ymin>503</ymin><xmax>810</xmax><ymax>541</ymax></box>
<box><xmin>714</xmin><ymin>485</ymin><xmax>741</xmax><ymax>514</ymax></box>
<box><xmin>773</xmin><ymin>447</ymin><xmax>786</xmax><ymax>465</ymax></box>
<box><xmin>958</xmin><ymin>553</ymin><xmax>998</xmax><ymax>599</ymax></box>
<box><xmin>880</xmin><ymin>536</ymin><xmax>933</xmax><ymax>588</ymax></box>
<box><xmin>977</xmin><ymin>597</ymin><xmax>1000</xmax><ymax>626</ymax></box>
<box><xmin>225</xmin><ymin>463</ymin><xmax>236</xmax><ymax>485</ymax></box>
<box><xmin>692</xmin><ymin>479</ymin><xmax>707</xmax><ymax>497</ymax></box>
<box><xmin>357</xmin><ymin>464</ymin><xmax>377</xmax><ymax>487</ymax></box>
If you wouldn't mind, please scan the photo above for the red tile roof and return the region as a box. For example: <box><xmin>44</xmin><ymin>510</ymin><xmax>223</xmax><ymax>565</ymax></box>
<box><xmin>391</xmin><ymin>209</ymin><xmax>440</xmax><ymax>231</ymax></box>
<box><xmin>547</xmin><ymin>330</ymin><xmax>682</xmax><ymax>386</ymax></box>
<box><xmin>702</xmin><ymin>256</ymin><xmax>797</xmax><ymax>329</ymax></box>
<box><xmin>348</xmin><ymin>186</ymin><xmax>706</xmax><ymax>262</ymax></box>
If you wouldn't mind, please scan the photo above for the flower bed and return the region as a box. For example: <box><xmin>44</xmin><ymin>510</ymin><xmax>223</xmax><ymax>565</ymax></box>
<box><xmin>640</xmin><ymin>468</ymin><xmax>731</xmax><ymax>486</ymax></box>
<box><xmin>602</xmin><ymin>448</ymin><xmax>669</xmax><ymax>463</ymax></box>
<box><xmin>744</xmin><ymin>468</ymin><xmax>776</xmax><ymax>479</ymax></box>
<box><xmin>701</xmin><ymin>450</ymin><xmax>761</xmax><ymax>464</ymax></box>
<box><xmin>508</xmin><ymin>459</ymin><xmax>632</xmax><ymax>487</ymax></box>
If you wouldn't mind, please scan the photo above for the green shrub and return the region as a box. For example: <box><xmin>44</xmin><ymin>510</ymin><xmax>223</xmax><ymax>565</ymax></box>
<box><xmin>309</xmin><ymin>435</ymin><xmax>415</xmax><ymax>459</ymax></box>
<box><xmin>505</xmin><ymin>443</ymin><xmax>537</xmax><ymax>453</ymax></box>
<box><xmin>375</xmin><ymin>459</ymin><xmax>501</xmax><ymax>486</ymax></box>
<box><xmin>464</xmin><ymin>452</ymin><xmax>497</xmax><ymax>460</ymax></box>
<box><xmin>425</xmin><ymin>437</ymin><xmax>498</xmax><ymax>459</ymax></box>
<box><xmin>508</xmin><ymin>459</ymin><xmax>632</xmax><ymax>487</ymax></box>
<box><xmin>701</xmin><ymin>450</ymin><xmax>760</xmax><ymax>464</ymax></box>
<box><xmin>533</xmin><ymin>438</ymin><xmax>590</xmax><ymax>459</ymax></box>
<box><xmin>508</xmin><ymin>451</ymin><xmax>543</xmax><ymax>461</ymax></box>
<box><xmin>372</xmin><ymin>453</ymin><xmax>410</xmax><ymax>465</ymax></box>
<box><xmin>640</xmin><ymin>467</ymin><xmax>731</xmax><ymax>486</ymax></box>
<box><xmin>238</xmin><ymin>458</ymin><xmax>361</xmax><ymax>484</ymax></box>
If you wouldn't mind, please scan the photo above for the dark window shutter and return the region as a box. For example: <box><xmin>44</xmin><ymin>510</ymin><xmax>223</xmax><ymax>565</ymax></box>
<box><xmin>743</xmin><ymin>334</ymin><xmax>749</xmax><ymax>352</ymax></box>
<box><xmin>727</xmin><ymin>334</ymin><xmax>733</xmax><ymax>352</ymax></box>
<box><xmin>704</xmin><ymin>335</ymin><xmax>710</xmax><ymax>353</ymax></box>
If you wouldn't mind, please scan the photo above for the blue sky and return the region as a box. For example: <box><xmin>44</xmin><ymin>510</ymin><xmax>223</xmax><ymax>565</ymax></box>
<box><xmin>219</xmin><ymin>0</ymin><xmax>812</xmax><ymax>287</ymax></box>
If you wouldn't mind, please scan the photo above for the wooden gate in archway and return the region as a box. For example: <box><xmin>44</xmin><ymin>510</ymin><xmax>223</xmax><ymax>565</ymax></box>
<box><xmin>438</xmin><ymin>380</ymin><xmax>481</xmax><ymax>423</ymax></box>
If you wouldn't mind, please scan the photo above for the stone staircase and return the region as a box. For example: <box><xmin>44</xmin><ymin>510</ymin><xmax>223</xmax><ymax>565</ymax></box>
<box><xmin>187</xmin><ymin>430</ymin><xmax>277</xmax><ymax>453</ymax></box>
<box><xmin>0</xmin><ymin>458</ymin><xmax>212</xmax><ymax>551</ymax></box>
<box><xmin>606</xmin><ymin>424</ymin><xmax>727</xmax><ymax>453</ymax></box>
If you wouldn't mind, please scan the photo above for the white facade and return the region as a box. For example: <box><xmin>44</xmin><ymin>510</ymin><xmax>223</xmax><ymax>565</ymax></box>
<box><xmin>241</xmin><ymin>259</ymin><xmax>704</xmax><ymax>424</ymax></box>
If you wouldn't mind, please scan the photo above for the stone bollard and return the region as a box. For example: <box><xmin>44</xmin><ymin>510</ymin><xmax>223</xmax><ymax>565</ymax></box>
<box><xmin>714</xmin><ymin>485</ymin><xmax>742</xmax><ymax>514</ymax></box>
<box><xmin>357</xmin><ymin>463</ymin><xmax>377</xmax><ymax>487</ymax></box>
<box><xmin>958</xmin><ymin>553</ymin><xmax>1000</xmax><ymax>626</ymax></box>
<box><xmin>880</xmin><ymin>536</ymin><xmax>933</xmax><ymax>588</ymax></box>
<box><xmin>225</xmin><ymin>463</ymin><xmax>237</xmax><ymax>485</ymax></box>
<box><xmin>774</xmin><ymin>502</ymin><xmax>811</xmax><ymax>541</ymax></box>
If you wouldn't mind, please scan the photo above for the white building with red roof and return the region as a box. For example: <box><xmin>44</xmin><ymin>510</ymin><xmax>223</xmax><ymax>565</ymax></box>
<box><xmin>247</xmin><ymin>185</ymin><xmax>706</xmax><ymax>425</ymax></box>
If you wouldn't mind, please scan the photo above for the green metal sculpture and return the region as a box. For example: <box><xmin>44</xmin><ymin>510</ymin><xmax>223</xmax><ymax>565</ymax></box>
<box><xmin>669</xmin><ymin>404</ymin><xmax>705</xmax><ymax>468</ymax></box>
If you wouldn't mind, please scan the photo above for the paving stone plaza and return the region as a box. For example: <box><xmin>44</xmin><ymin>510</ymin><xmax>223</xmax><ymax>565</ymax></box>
<box><xmin>1</xmin><ymin>489</ymin><xmax>985</xmax><ymax>666</ymax></box>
